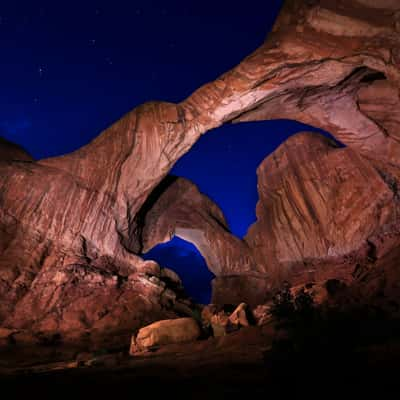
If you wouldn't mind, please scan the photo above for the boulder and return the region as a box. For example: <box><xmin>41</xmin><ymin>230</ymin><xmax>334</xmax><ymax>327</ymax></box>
<box><xmin>201</xmin><ymin>304</ymin><xmax>219</xmax><ymax>327</ymax></box>
<box><xmin>252</xmin><ymin>305</ymin><xmax>274</xmax><ymax>326</ymax></box>
<box><xmin>160</xmin><ymin>268</ymin><xmax>182</xmax><ymax>287</ymax></box>
<box><xmin>201</xmin><ymin>304</ymin><xmax>251</xmax><ymax>337</ymax></box>
<box><xmin>228</xmin><ymin>303</ymin><xmax>250</xmax><ymax>327</ymax></box>
<box><xmin>130</xmin><ymin>317</ymin><xmax>201</xmax><ymax>354</ymax></box>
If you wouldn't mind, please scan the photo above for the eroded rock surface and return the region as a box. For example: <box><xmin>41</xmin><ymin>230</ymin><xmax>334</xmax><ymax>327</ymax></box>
<box><xmin>245</xmin><ymin>132</ymin><xmax>398</xmax><ymax>285</ymax></box>
<box><xmin>136</xmin><ymin>176</ymin><xmax>255</xmax><ymax>276</ymax></box>
<box><xmin>4</xmin><ymin>261</ymin><xmax>182</xmax><ymax>346</ymax></box>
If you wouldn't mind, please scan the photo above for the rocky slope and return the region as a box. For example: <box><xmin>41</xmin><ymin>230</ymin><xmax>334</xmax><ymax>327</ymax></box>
<box><xmin>1</xmin><ymin>0</ymin><xmax>400</xmax><ymax>341</ymax></box>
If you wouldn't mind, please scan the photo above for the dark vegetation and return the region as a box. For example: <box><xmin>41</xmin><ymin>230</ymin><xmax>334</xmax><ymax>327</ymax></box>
<box><xmin>266</xmin><ymin>281</ymin><xmax>400</xmax><ymax>390</ymax></box>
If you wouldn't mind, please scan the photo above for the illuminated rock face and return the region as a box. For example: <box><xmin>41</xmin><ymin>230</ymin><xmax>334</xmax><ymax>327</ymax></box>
<box><xmin>1</xmin><ymin>0</ymin><xmax>400</xmax><ymax>337</ymax></box>
<box><xmin>136</xmin><ymin>176</ymin><xmax>255</xmax><ymax>277</ymax></box>
<box><xmin>244</xmin><ymin>133</ymin><xmax>398</xmax><ymax>284</ymax></box>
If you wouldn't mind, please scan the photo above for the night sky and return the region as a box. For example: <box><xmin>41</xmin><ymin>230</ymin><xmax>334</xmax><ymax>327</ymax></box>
<box><xmin>1</xmin><ymin>0</ymin><xmax>328</xmax><ymax>303</ymax></box>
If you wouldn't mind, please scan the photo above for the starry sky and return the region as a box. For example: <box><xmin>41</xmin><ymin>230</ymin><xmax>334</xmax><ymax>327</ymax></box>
<box><xmin>1</xmin><ymin>0</ymin><xmax>329</xmax><ymax>303</ymax></box>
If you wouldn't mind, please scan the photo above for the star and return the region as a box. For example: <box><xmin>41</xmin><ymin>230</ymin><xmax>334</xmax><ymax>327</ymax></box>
<box><xmin>90</xmin><ymin>39</ymin><xmax>96</xmax><ymax>46</ymax></box>
<box><xmin>38</xmin><ymin>66</ymin><xmax>45</xmax><ymax>77</ymax></box>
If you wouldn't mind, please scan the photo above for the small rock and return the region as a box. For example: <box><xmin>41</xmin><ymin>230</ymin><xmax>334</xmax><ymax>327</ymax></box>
<box><xmin>228</xmin><ymin>303</ymin><xmax>249</xmax><ymax>327</ymax></box>
<box><xmin>252</xmin><ymin>304</ymin><xmax>273</xmax><ymax>326</ymax></box>
<box><xmin>148</xmin><ymin>275</ymin><xmax>166</xmax><ymax>288</ymax></box>
<box><xmin>210</xmin><ymin>313</ymin><xmax>230</xmax><ymax>337</ymax></box>
<box><xmin>161</xmin><ymin>268</ymin><xmax>182</xmax><ymax>287</ymax></box>
<box><xmin>201</xmin><ymin>304</ymin><xmax>219</xmax><ymax>326</ymax></box>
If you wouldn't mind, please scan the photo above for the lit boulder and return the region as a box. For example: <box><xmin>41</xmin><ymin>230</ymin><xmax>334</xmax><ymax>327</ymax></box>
<box><xmin>129</xmin><ymin>317</ymin><xmax>201</xmax><ymax>354</ymax></box>
<box><xmin>228</xmin><ymin>303</ymin><xmax>250</xmax><ymax>327</ymax></box>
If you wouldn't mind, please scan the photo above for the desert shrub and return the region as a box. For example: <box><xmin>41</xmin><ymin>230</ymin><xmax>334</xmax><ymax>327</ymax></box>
<box><xmin>265</xmin><ymin>282</ymin><xmax>400</xmax><ymax>387</ymax></box>
<box><xmin>270</xmin><ymin>281</ymin><xmax>295</xmax><ymax>319</ymax></box>
<box><xmin>271</xmin><ymin>281</ymin><xmax>315</xmax><ymax>320</ymax></box>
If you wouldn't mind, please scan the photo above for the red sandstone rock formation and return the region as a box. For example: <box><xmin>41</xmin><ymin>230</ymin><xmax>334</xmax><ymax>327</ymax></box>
<box><xmin>136</xmin><ymin>176</ymin><xmax>255</xmax><ymax>276</ymax></box>
<box><xmin>0</xmin><ymin>137</ymin><xmax>33</xmax><ymax>162</ymax></box>
<box><xmin>1</xmin><ymin>0</ymin><xmax>400</xmax><ymax>339</ymax></box>
<box><xmin>4</xmin><ymin>261</ymin><xmax>181</xmax><ymax>345</ymax></box>
<box><xmin>245</xmin><ymin>132</ymin><xmax>398</xmax><ymax>282</ymax></box>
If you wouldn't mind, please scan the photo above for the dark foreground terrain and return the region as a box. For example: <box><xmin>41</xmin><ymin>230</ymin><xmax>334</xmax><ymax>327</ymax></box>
<box><xmin>2</xmin><ymin>311</ymin><xmax>400</xmax><ymax>398</ymax></box>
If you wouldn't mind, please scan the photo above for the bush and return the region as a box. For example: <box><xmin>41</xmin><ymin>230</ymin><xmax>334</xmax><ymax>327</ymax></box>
<box><xmin>270</xmin><ymin>281</ymin><xmax>295</xmax><ymax>319</ymax></box>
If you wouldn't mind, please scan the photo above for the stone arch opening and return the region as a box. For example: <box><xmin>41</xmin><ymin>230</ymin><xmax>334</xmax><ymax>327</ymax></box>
<box><xmin>122</xmin><ymin>61</ymin><xmax>394</xmax><ymax>306</ymax></box>
<box><xmin>136</xmin><ymin>60</ymin><xmax>395</xmax><ymax>305</ymax></box>
<box><xmin>142</xmin><ymin>236</ymin><xmax>215</xmax><ymax>304</ymax></box>
<box><xmin>138</xmin><ymin>119</ymin><xmax>338</xmax><ymax>303</ymax></box>
<box><xmin>171</xmin><ymin>119</ymin><xmax>336</xmax><ymax>238</ymax></box>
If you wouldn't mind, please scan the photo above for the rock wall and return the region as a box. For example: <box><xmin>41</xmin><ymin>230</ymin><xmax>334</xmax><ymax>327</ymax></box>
<box><xmin>245</xmin><ymin>132</ymin><xmax>398</xmax><ymax>283</ymax></box>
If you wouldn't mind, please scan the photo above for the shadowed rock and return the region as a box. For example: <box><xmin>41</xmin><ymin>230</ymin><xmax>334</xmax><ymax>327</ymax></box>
<box><xmin>0</xmin><ymin>137</ymin><xmax>33</xmax><ymax>162</ymax></box>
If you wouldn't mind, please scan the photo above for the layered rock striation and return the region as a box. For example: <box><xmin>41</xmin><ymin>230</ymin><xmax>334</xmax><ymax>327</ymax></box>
<box><xmin>245</xmin><ymin>132</ymin><xmax>399</xmax><ymax>284</ymax></box>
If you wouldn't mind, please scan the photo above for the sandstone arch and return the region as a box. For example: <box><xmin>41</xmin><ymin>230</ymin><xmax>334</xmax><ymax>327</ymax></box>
<box><xmin>1</xmin><ymin>0</ymin><xmax>400</xmax><ymax>338</ymax></box>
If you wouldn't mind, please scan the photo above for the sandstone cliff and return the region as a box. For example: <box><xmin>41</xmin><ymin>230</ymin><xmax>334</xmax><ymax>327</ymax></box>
<box><xmin>245</xmin><ymin>132</ymin><xmax>398</xmax><ymax>283</ymax></box>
